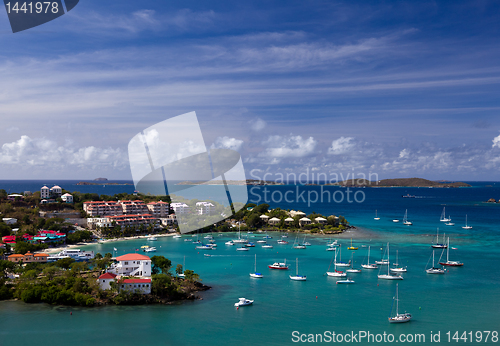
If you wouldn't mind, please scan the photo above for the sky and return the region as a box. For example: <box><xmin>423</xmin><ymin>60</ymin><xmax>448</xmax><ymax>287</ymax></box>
<box><xmin>1</xmin><ymin>0</ymin><xmax>500</xmax><ymax>181</ymax></box>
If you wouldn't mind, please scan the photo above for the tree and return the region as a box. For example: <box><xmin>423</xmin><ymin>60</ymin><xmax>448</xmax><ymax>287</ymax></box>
<box><xmin>151</xmin><ymin>255</ymin><xmax>172</xmax><ymax>274</ymax></box>
<box><xmin>55</xmin><ymin>257</ymin><xmax>75</xmax><ymax>270</ymax></box>
<box><xmin>183</xmin><ymin>269</ymin><xmax>200</xmax><ymax>282</ymax></box>
<box><xmin>246</xmin><ymin>214</ymin><xmax>261</xmax><ymax>228</ymax></box>
<box><xmin>175</xmin><ymin>264</ymin><xmax>183</xmax><ymax>275</ymax></box>
<box><xmin>0</xmin><ymin>260</ymin><xmax>15</xmax><ymax>279</ymax></box>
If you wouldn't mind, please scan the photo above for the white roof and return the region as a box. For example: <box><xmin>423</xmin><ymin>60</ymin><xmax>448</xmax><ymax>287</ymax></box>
<box><xmin>299</xmin><ymin>217</ymin><xmax>311</xmax><ymax>221</ymax></box>
<box><xmin>284</xmin><ymin>217</ymin><xmax>294</xmax><ymax>222</ymax></box>
<box><xmin>41</xmin><ymin>186</ymin><xmax>49</xmax><ymax>189</ymax></box>
<box><xmin>259</xmin><ymin>215</ymin><xmax>269</xmax><ymax>219</ymax></box>
<box><xmin>62</xmin><ymin>193</ymin><xmax>72</xmax><ymax>197</ymax></box>
<box><xmin>269</xmin><ymin>217</ymin><xmax>281</xmax><ymax>222</ymax></box>
<box><xmin>171</xmin><ymin>202</ymin><xmax>189</xmax><ymax>207</ymax></box>
<box><xmin>51</xmin><ymin>185</ymin><xmax>62</xmax><ymax>189</ymax></box>
<box><xmin>315</xmin><ymin>217</ymin><xmax>327</xmax><ymax>221</ymax></box>
<box><xmin>8</xmin><ymin>194</ymin><xmax>24</xmax><ymax>197</ymax></box>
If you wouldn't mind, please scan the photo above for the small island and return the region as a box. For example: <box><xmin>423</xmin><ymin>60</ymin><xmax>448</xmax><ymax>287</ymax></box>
<box><xmin>328</xmin><ymin>177</ymin><xmax>471</xmax><ymax>188</ymax></box>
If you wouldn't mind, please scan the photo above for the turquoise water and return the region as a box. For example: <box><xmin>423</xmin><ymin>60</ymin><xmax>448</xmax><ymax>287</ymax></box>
<box><xmin>1</xmin><ymin>182</ymin><xmax>500</xmax><ymax>345</ymax></box>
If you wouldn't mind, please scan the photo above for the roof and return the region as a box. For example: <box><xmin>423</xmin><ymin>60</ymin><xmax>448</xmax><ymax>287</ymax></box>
<box><xmin>123</xmin><ymin>279</ymin><xmax>151</xmax><ymax>284</ymax></box>
<box><xmin>99</xmin><ymin>272</ymin><xmax>117</xmax><ymax>279</ymax></box>
<box><xmin>116</xmin><ymin>253</ymin><xmax>151</xmax><ymax>261</ymax></box>
<box><xmin>284</xmin><ymin>217</ymin><xmax>294</xmax><ymax>221</ymax></box>
<box><xmin>8</xmin><ymin>254</ymin><xmax>24</xmax><ymax>258</ymax></box>
<box><xmin>51</xmin><ymin>185</ymin><xmax>62</xmax><ymax>189</ymax></box>
<box><xmin>315</xmin><ymin>217</ymin><xmax>327</xmax><ymax>221</ymax></box>
<box><xmin>269</xmin><ymin>217</ymin><xmax>281</xmax><ymax>221</ymax></box>
<box><xmin>299</xmin><ymin>217</ymin><xmax>311</xmax><ymax>221</ymax></box>
<box><xmin>62</xmin><ymin>193</ymin><xmax>72</xmax><ymax>197</ymax></box>
<box><xmin>259</xmin><ymin>215</ymin><xmax>269</xmax><ymax>218</ymax></box>
<box><xmin>34</xmin><ymin>253</ymin><xmax>48</xmax><ymax>257</ymax></box>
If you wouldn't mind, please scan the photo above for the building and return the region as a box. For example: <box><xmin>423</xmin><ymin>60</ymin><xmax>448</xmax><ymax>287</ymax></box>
<box><xmin>41</xmin><ymin>186</ymin><xmax>50</xmax><ymax>199</ymax></box>
<box><xmin>83</xmin><ymin>201</ymin><xmax>124</xmax><ymax>217</ymax></box>
<box><xmin>147</xmin><ymin>201</ymin><xmax>170</xmax><ymax>218</ymax></box>
<box><xmin>107</xmin><ymin>253</ymin><xmax>151</xmax><ymax>277</ymax></box>
<box><xmin>160</xmin><ymin>214</ymin><xmax>177</xmax><ymax>227</ymax></box>
<box><xmin>7</xmin><ymin>194</ymin><xmax>24</xmax><ymax>201</ymax></box>
<box><xmin>171</xmin><ymin>203</ymin><xmax>190</xmax><ymax>215</ymax></box>
<box><xmin>2</xmin><ymin>218</ymin><xmax>17</xmax><ymax>225</ymax></box>
<box><xmin>315</xmin><ymin>217</ymin><xmax>327</xmax><ymax>225</ymax></box>
<box><xmin>106</xmin><ymin>214</ymin><xmax>157</xmax><ymax>229</ymax></box>
<box><xmin>119</xmin><ymin>200</ymin><xmax>149</xmax><ymax>215</ymax></box>
<box><xmin>50</xmin><ymin>185</ymin><xmax>62</xmax><ymax>197</ymax></box>
<box><xmin>196</xmin><ymin>202</ymin><xmax>215</xmax><ymax>215</ymax></box>
<box><xmin>97</xmin><ymin>272</ymin><xmax>117</xmax><ymax>290</ymax></box>
<box><xmin>119</xmin><ymin>278</ymin><xmax>152</xmax><ymax>294</ymax></box>
<box><xmin>87</xmin><ymin>218</ymin><xmax>114</xmax><ymax>230</ymax></box>
<box><xmin>7</xmin><ymin>252</ymin><xmax>48</xmax><ymax>263</ymax></box>
<box><xmin>61</xmin><ymin>193</ymin><xmax>73</xmax><ymax>203</ymax></box>
<box><xmin>299</xmin><ymin>217</ymin><xmax>312</xmax><ymax>226</ymax></box>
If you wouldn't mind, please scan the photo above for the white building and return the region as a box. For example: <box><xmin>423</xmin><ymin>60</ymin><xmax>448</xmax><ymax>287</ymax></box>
<box><xmin>147</xmin><ymin>201</ymin><xmax>170</xmax><ymax>218</ymax></box>
<box><xmin>50</xmin><ymin>185</ymin><xmax>62</xmax><ymax>197</ymax></box>
<box><xmin>196</xmin><ymin>202</ymin><xmax>215</xmax><ymax>215</ymax></box>
<box><xmin>97</xmin><ymin>272</ymin><xmax>117</xmax><ymax>290</ymax></box>
<box><xmin>41</xmin><ymin>186</ymin><xmax>50</xmax><ymax>199</ymax></box>
<box><xmin>108</xmin><ymin>253</ymin><xmax>152</xmax><ymax>277</ymax></box>
<box><xmin>160</xmin><ymin>214</ymin><xmax>177</xmax><ymax>227</ymax></box>
<box><xmin>119</xmin><ymin>278</ymin><xmax>152</xmax><ymax>294</ymax></box>
<box><xmin>171</xmin><ymin>203</ymin><xmax>190</xmax><ymax>215</ymax></box>
<box><xmin>2</xmin><ymin>218</ymin><xmax>17</xmax><ymax>225</ymax></box>
<box><xmin>87</xmin><ymin>218</ymin><xmax>113</xmax><ymax>229</ymax></box>
<box><xmin>61</xmin><ymin>193</ymin><xmax>73</xmax><ymax>203</ymax></box>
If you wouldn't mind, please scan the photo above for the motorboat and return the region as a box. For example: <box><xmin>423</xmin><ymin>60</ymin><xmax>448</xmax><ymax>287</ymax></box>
<box><xmin>268</xmin><ymin>260</ymin><xmax>289</xmax><ymax>269</ymax></box>
<box><xmin>234</xmin><ymin>298</ymin><xmax>254</xmax><ymax>307</ymax></box>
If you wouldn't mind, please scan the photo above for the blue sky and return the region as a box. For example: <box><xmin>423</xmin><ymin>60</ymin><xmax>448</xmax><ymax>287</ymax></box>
<box><xmin>1</xmin><ymin>0</ymin><xmax>500</xmax><ymax>181</ymax></box>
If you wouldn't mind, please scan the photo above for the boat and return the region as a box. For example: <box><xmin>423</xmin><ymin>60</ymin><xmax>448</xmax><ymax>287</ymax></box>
<box><xmin>374</xmin><ymin>210</ymin><xmax>380</xmax><ymax>220</ymax></box>
<box><xmin>250</xmin><ymin>254</ymin><xmax>263</xmax><ymax>278</ymax></box>
<box><xmin>268</xmin><ymin>260</ymin><xmax>289</xmax><ymax>270</ymax></box>
<box><xmin>334</xmin><ymin>246</ymin><xmax>351</xmax><ymax>267</ymax></box>
<box><xmin>204</xmin><ymin>254</ymin><xmax>211</xmax><ymax>257</ymax></box>
<box><xmin>196</xmin><ymin>244</ymin><xmax>214</xmax><ymax>250</ymax></box>
<box><xmin>431</xmin><ymin>228</ymin><xmax>447</xmax><ymax>249</ymax></box>
<box><xmin>336</xmin><ymin>278</ymin><xmax>355</xmax><ymax>284</ymax></box>
<box><xmin>184</xmin><ymin>238</ymin><xmax>193</xmax><ymax>242</ymax></box>
<box><xmin>402</xmin><ymin>209</ymin><xmax>412</xmax><ymax>225</ymax></box>
<box><xmin>375</xmin><ymin>246</ymin><xmax>389</xmax><ymax>265</ymax></box>
<box><xmin>326</xmin><ymin>249</ymin><xmax>347</xmax><ymax>277</ymax></box>
<box><xmin>426</xmin><ymin>250</ymin><xmax>446</xmax><ymax>274</ymax></box>
<box><xmin>244</xmin><ymin>242</ymin><xmax>255</xmax><ymax>247</ymax></box>
<box><xmin>326</xmin><ymin>239</ymin><xmax>338</xmax><ymax>247</ymax></box>
<box><xmin>173</xmin><ymin>234</ymin><xmax>182</xmax><ymax>238</ymax></box>
<box><xmin>234</xmin><ymin>298</ymin><xmax>254</xmax><ymax>307</ymax></box>
<box><xmin>256</xmin><ymin>240</ymin><xmax>267</xmax><ymax>243</ymax></box>
<box><xmin>233</xmin><ymin>225</ymin><xmax>248</xmax><ymax>243</ymax></box>
<box><xmin>144</xmin><ymin>246</ymin><xmax>157</xmax><ymax>252</ymax></box>
<box><xmin>378</xmin><ymin>243</ymin><xmax>403</xmax><ymax>280</ymax></box>
<box><xmin>462</xmin><ymin>214</ymin><xmax>472</xmax><ymax>230</ymax></box>
<box><xmin>440</xmin><ymin>207</ymin><xmax>451</xmax><ymax>222</ymax></box>
<box><xmin>361</xmin><ymin>246</ymin><xmax>378</xmax><ymax>269</ymax></box>
<box><xmin>390</xmin><ymin>250</ymin><xmax>407</xmax><ymax>273</ymax></box>
<box><xmin>439</xmin><ymin>237</ymin><xmax>464</xmax><ymax>266</ymax></box>
<box><xmin>392</xmin><ymin>219</ymin><xmax>400</xmax><ymax>223</ymax></box>
<box><xmin>292</xmin><ymin>234</ymin><xmax>306</xmax><ymax>249</ymax></box>
<box><xmin>262</xmin><ymin>244</ymin><xmax>273</xmax><ymax>249</ymax></box>
<box><xmin>277</xmin><ymin>240</ymin><xmax>288</xmax><ymax>245</ymax></box>
<box><xmin>304</xmin><ymin>242</ymin><xmax>311</xmax><ymax>246</ymax></box>
<box><xmin>346</xmin><ymin>253</ymin><xmax>362</xmax><ymax>273</ymax></box>
<box><xmin>204</xmin><ymin>235</ymin><xmax>213</xmax><ymax>239</ymax></box>
<box><xmin>147</xmin><ymin>236</ymin><xmax>157</xmax><ymax>241</ymax></box>
<box><xmin>236</xmin><ymin>247</ymin><xmax>249</xmax><ymax>251</ymax></box>
<box><xmin>388</xmin><ymin>284</ymin><xmax>412</xmax><ymax>323</ymax></box>
<box><xmin>225</xmin><ymin>241</ymin><xmax>235</xmax><ymax>245</ymax></box>
<box><xmin>445</xmin><ymin>222</ymin><xmax>455</xmax><ymax>226</ymax></box>
<box><xmin>326</xmin><ymin>247</ymin><xmax>335</xmax><ymax>251</ymax></box>
<box><xmin>47</xmin><ymin>249</ymin><xmax>95</xmax><ymax>262</ymax></box>
<box><xmin>347</xmin><ymin>238</ymin><xmax>358</xmax><ymax>250</ymax></box>
<box><xmin>289</xmin><ymin>258</ymin><xmax>307</xmax><ymax>281</ymax></box>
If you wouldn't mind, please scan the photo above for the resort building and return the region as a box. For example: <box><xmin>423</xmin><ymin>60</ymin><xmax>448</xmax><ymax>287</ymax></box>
<box><xmin>87</xmin><ymin>218</ymin><xmax>113</xmax><ymax>230</ymax></box>
<box><xmin>315</xmin><ymin>217</ymin><xmax>327</xmax><ymax>225</ymax></box>
<box><xmin>196</xmin><ymin>202</ymin><xmax>215</xmax><ymax>215</ymax></box>
<box><xmin>268</xmin><ymin>217</ymin><xmax>281</xmax><ymax>226</ymax></box>
<box><xmin>119</xmin><ymin>278</ymin><xmax>152</xmax><ymax>294</ymax></box>
<box><xmin>97</xmin><ymin>272</ymin><xmax>117</xmax><ymax>290</ymax></box>
<box><xmin>299</xmin><ymin>217</ymin><xmax>312</xmax><ymax>226</ymax></box>
<box><xmin>41</xmin><ymin>185</ymin><xmax>63</xmax><ymax>199</ymax></box>
<box><xmin>284</xmin><ymin>217</ymin><xmax>295</xmax><ymax>225</ymax></box>
<box><xmin>171</xmin><ymin>203</ymin><xmax>190</xmax><ymax>215</ymax></box>
<box><xmin>61</xmin><ymin>193</ymin><xmax>74</xmax><ymax>203</ymax></box>
<box><xmin>160</xmin><ymin>214</ymin><xmax>177</xmax><ymax>227</ymax></box>
<box><xmin>7</xmin><ymin>194</ymin><xmax>24</xmax><ymax>201</ymax></box>
<box><xmin>119</xmin><ymin>200</ymin><xmax>149</xmax><ymax>215</ymax></box>
<box><xmin>107</xmin><ymin>253</ymin><xmax>152</xmax><ymax>277</ymax></box>
<box><xmin>7</xmin><ymin>252</ymin><xmax>48</xmax><ymax>263</ymax></box>
<box><xmin>289</xmin><ymin>210</ymin><xmax>306</xmax><ymax>218</ymax></box>
<box><xmin>259</xmin><ymin>215</ymin><xmax>269</xmax><ymax>223</ymax></box>
<box><xmin>147</xmin><ymin>201</ymin><xmax>170</xmax><ymax>218</ymax></box>
<box><xmin>41</xmin><ymin>186</ymin><xmax>50</xmax><ymax>199</ymax></box>
<box><xmin>83</xmin><ymin>201</ymin><xmax>124</xmax><ymax>217</ymax></box>
<box><xmin>106</xmin><ymin>214</ymin><xmax>157</xmax><ymax>229</ymax></box>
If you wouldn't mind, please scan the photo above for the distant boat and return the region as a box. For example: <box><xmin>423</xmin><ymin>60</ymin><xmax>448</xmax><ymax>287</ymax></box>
<box><xmin>388</xmin><ymin>284</ymin><xmax>412</xmax><ymax>323</ymax></box>
<box><xmin>462</xmin><ymin>214</ymin><xmax>473</xmax><ymax>230</ymax></box>
<box><xmin>439</xmin><ymin>237</ymin><xmax>464</xmax><ymax>267</ymax></box>
<box><xmin>147</xmin><ymin>236</ymin><xmax>157</xmax><ymax>241</ymax></box>
<box><xmin>144</xmin><ymin>246</ymin><xmax>156</xmax><ymax>252</ymax></box>
<box><xmin>347</xmin><ymin>238</ymin><xmax>358</xmax><ymax>250</ymax></box>
<box><xmin>292</xmin><ymin>234</ymin><xmax>306</xmax><ymax>249</ymax></box>
<box><xmin>336</xmin><ymin>278</ymin><xmax>355</xmax><ymax>284</ymax></box>
<box><xmin>173</xmin><ymin>234</ymin><xmax>181</xmax><ymax>238</ymax></box>
<box><xmin>262</xmin><ymin>244</ymin><xmax>273</xmax><ymax>249</ymax></box>
<box><xmin>268</xmin><ymin>260</ymin><xmax>289</xmax><ymax>270</ymax></box>
<box><xmin>236</xmin><ymin>247</ymin><xmax>249</xmax><ymax>251</ymax></box>
<box><xmin>289</xmin><ymin>258</ymin><xmax>307</xmax><ymax>281</ymax></box>
<box><xmin>374</xmin><ymin>210</ymin><xmax>380</xmax><ymax>220</ymax></box>
<box><xmin>375</xmin><ymin>246</ymin><xmax>389</xmax><ymax>265</ymax></box>
<box><xmin>250</xmin><ymin>254</ymin><xmax>263</xmax><ymax>278</ymax></box>
<box><xmin>402</xmin><ymin>209</ymin><xmax>412</xmax><ymax>225</ymax></box>
<box><xmin>225</xmin><ymin>241</ymin><xmax>235</xmax><ymax>245</ymax></box>
<box><xmin>426</xmin><ymin>250</ymin><xmax>446</xmax><ymax>274</ymax></box>
<box><xmin>445</xmin><ymin>222</ymin><xmax>455</xmax><ymax>226</ymax></box>
<box><xmin>390</xmin><ymin>250</ymin><xmax>407</xmax><ymax>273</ymax></box>
<box><xmin>392</xmin><ymin>219</ymin><xmax>400</xmax><ymax>223</ymax></box>
<box><xmin>234</xmin><ymin>298</ymin><xmax>253</xmax><ymax>307</ymax></box>
<box><xmin>440</xmin><ymin>207</ymin><xmax>451</xmax><ymax>222</ymax></box>
<box><xmin>346</xmin><ymin>253</ymin><xmax>362</xmax><ymax>273</ymax></box>
<box><xmin>277</xmin><ymin>240</ymin><xmax>288</xmax><ymax>245</ymax></box>
<box><xmin>334</xmin><ymin>245</ymin><xmax>351</xmax><ymax>267</ymax></box>
<box><xmin>361</xmin><ymin>246</ymin><xmax>378</xmax><ymax>269</ymax></box>
<box><xmin>327</xmin><ymin>249</ymin><xmax>347</xmax><ymax>277</ymax></box>
<box><xmin>431</xmin><ymin>228</ymin><xmax>447</xmax><ymax>249</ymax></box>
<box><xmin>378</xmin><ymin>243</ymin><xmax>403</xmax><ymax>280</ymax></box>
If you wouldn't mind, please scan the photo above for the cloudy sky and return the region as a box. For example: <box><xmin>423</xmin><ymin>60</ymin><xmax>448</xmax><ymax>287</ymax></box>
<box><xmin>1</xmin><ymin>0</ymin><xmax>500</xmax><ymax>181</ymax></box>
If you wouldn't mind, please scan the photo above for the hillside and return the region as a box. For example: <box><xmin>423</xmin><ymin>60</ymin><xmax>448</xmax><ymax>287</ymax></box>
<box><xmin>332</xmin><ymin>177</ymin><xmax>470</xmax><ymax>188</ymax></box>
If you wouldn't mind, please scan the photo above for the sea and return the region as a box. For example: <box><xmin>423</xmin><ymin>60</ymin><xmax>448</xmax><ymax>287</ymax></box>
<box><xmin>1</xmin><ymin>180</ymin><xmax>499</xmax><ymax>346</ymax></box>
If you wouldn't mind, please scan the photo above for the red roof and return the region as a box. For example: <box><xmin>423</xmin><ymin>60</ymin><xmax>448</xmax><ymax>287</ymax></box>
<box><xmin>123</xmin><ymin>279</ymin><xmax>151</xmax><ymax>284</ymax></box>
<box><xmin>99</xmin><ymin>272</ymin><xmax>117</xmax><ymax>279</ymax></box>
<box><xmin>116</xmin><ymin>253</ymin><xmax>151</xmax><ymax>261</ymax></box>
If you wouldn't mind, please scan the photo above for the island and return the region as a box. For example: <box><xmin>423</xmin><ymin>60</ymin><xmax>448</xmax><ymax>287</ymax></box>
<box><xmin>328</xmin><ymin>177</ymin><xmax>471</xmax><ymax>188</ymax></box>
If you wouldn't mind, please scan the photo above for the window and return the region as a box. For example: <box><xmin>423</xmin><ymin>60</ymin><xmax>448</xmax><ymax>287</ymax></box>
<box><xmin>124</xmin><ymin>261</ymin><xmax>129</xmax><ymax>265</ymax></box>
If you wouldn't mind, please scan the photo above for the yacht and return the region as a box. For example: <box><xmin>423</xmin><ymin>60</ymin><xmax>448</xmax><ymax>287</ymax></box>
<box><xmin>426</xmin><ymin>250</ymin><xmax>446</xmax><ymax>274</ymax></box>
<box><xmin>388</xmin><ymin>284</ymin><xmax>412</xmax><ymax>323</ymax></box>
<box><xmin>361</xmin><ymin>246</ymin><xmax>378</xmax><ymax>269</ymax></box>
<box><xmin>234</xmin><ymin>298</ymin><xmax>254</xmax><ymax>307</ymax></box>
<box><xmin>289</xmin><ymin>258</ymin><xmax>307</xmax><ymax>281</ymax></box>
<box><xmin>47</xmin><ymin>249</ymin><xmax>94</xmax><ymax>262</ymax></box>
<box><xmin>378</xmin><ymin>243</ymin><xmax>403</xmax><ymax>280</ymax></box>
<box><xmin>268</xmin><ymin>260</ymin><xmax>289</xmax><ymax>270</ymax></box>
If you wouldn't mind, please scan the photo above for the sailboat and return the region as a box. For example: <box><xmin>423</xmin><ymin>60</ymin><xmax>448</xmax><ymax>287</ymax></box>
<box><xmin>250</xmin><ymin>254</ymin><xmax>264</xmax><ymax>278</ymax></box>
<box><xmin>378</xmin><ymin>243</ymin><xmax>403</xmax><ymax>280</ymax></box>
<box><xmin>390</xmin><ymin>250</ymin><xmax>407</xmax><ymax>273</ymax></box>
<box><xmin>347</xmin><ymin>238</ymin><xmax>358</xmax><ymax>250</ymax></box>
<box><xmin>292</xmin><ymin>234</ymin><xmax>306</xmax><ymax>249</ymax></box>
<box><xmin>233</xmin><ymin>223</ymin><xmax>248</xmax><ymax>243</ymax></box>
<box><xmin>374</xmin><ymin>210</ymin><xmax>380</xmax><ymax>220</ymax></box>
<box><xmin>462</xmin><ymin>215</ymin><xmax>472</xmax><ymax>230</ymax></box>
<box><xmin>431</xmin><ymin>228</ymin><xmax>447</xmax><ymax>249</ymax></box>
<box><xmin>289</xmin><ymin>258</ymin><xmax>307</xmax><ymax>281</ymax></box>
<box><xmin>440</xmin><ymin>207</ymin><xmax>451</xmax><ymax>222</ymax></box>
<box><xmin>326</xmin><ymin>250</ymin><xmax>347</xmax><ymax>277</ymax></box>
<box><xmin>361</xmin><ymin>246</ymin><xmax>378</xmax><ymax>269</ymax></box>
<box><xmin>402</xmin><ymin>209</ymin><xmax>412</xmax><ymax>225</ymax></box>
<box><xmin>439</xmin><ymin>238</ymin><xmax>464</xmax><ymax>266</ymax></box>
<box><xmin>375</xmin><ymin>246</ymin><xmax>389</xmax><ymax>265</ymax></box>
<box><xmin>426</xmin><ymin>250</ymin><xmax>446</xmax><ymax>274</ymax></box>
<box><xmin>388</xmin><ymin>284</ymin><xmax>412</xmax><ymax>323</ymax></box>
<box><xmin>346</xmin><ymin>253</ymin><xmax>362</xmax><ymax>273</ymax></box>
<box><xmin>334</xmin><ymin>245</ymin><xmax>351</xmax><ymax>267</ymax></box>
<box><xmin>178</xmin><ymin>256</ymin><xmax>186</xmax><ymax>278</ymax></box>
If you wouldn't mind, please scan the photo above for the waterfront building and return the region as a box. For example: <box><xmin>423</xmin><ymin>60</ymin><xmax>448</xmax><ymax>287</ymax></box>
<box><xmin>147</xmin><ymin>201</ymin><xmax>170</xmax><ymax>217</ymax></box>
<box><xmin>2</xmin><ymin>218</ymin><xmax>17</xmax><ymax>225</ymax></box>
<box><xmin>119</xmin><ymin>200</ymin><xmax>149</xmax><ymax>215</ymax></box>
<box><xmin>97</xmin><ymin>272</ymin><xmax>117</xmax><ymax>290</ymax></box>
<box><xmin>83</xmin><ymin>201</ymin><xmax>124</xmax><ymax>217</ymax></box>
<box><xmin>107</xmin><ymin>253</ymin><xmax>152</xmax><ymax>277</ymax></box>
<box><xmin>106</xmin><ymin>214</ymin><xmax>157</xmax><ymax>229</ymax></box>
<box><xmin>120</xmin><ymin>278</ymin><xmax>152</xmax><ymax>294</ymax></box>
<box><xmin>160</xmin><ymin>214</ymin><xmax>177</xmax><ymax>227</ymax></box>
<box><xmin>7</xmin><ymin>252</ymin><xmax>48</xmax><ymax>263</ymax></box>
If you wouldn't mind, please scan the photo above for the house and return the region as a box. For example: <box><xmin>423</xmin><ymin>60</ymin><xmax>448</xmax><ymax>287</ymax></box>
<box><xmin>41</xmin><ymin>186</ymin><xmax>50</xmax><ymax>199</ymax></box>
<box><xmin>171</xmin><ymin>203</ymin><xmax>190</xmax><ymax>215</ymax></box>
<box><xmin>7</xmin><ymin>252</ymin><xmax>48</xmax><ymax>263</ymax></box>
<box><xmin>2</xmin><ymin>218</ymin><xmax>17</xmax><ymax>225</ymax></box>
<box><xmin>119</xmin><ymin>278</ymin><xmax>152</xmax><ymax>294</ymax></box>
<box><xmin>107</xmin><ymin>253</ymin><xmax>151</xmax><ymax>277</ymax></box>
<box><xmin>97</xmin><ymin>272</ymin><xmax>117</xmax><ymax>290</ymax></box>
<box><xmin>7</xmin><ymin>194</ymin><xmax>24</xmax><ymax>201</ymax></box>
<box><xmin>160</xmin><ymin>214</ymin><xmax>177</xmax><ymax>227</ymax></box>
<box><xmin>50</xmin><ymin>185</ymin><xmax>62</xmax><ymax>197</ymax></box>
<box><xmin>315</xmin><ymin>217</ymin><xmax>327</xmax><ymax>225</ymax></box>
<box><xmin>268</xmin><ymin>217</ymin><xmax>281</xmax><ymax>226</ymax></box>
<box><xmin>299</xmin><ymin>217</ymin><xmax>312</xmax><ymax>226</ymax></box>
<box><xmin>196</xmin><ymin>202</ymin><xmax>215</xmax><ymax>215</ymax></box>
<box><xmin>61</xmin><ymin>193</ymin><xmax>73</xmax><ymax>203</ymax></box>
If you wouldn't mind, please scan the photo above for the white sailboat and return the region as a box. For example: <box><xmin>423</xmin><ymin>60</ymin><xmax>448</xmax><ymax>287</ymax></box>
<box><xmin>426</xmin><ymin>250</ymin><xmax>446</xmax><ymax>274</ymax></box>
<box><xmin>375</xmin><ymin>246</ymin><xmax>389</xmax><ymax>265</ymax></box>
<box><xmin>336</xmin><ymin>278</ymin><xmax>355</xmax><ymax>284</ymax></box>
<box><xmin>439</xmin><ymin>238</ymin><xmax>464</xmax><ymax>267</ymax></box>
<box><xmin>346</xmin><ymin>253</ymin><xmax>362</xmax><ymax>273</ymax></box>
<box><xmin>388</xmin><ymin>284</ymin><xmax>412</xmax><ymax>323</ymax></box>
<box><xmin>289</xmin><ymin>258</ymin><xmax>307</xmax><ymax>281</ymax></box>
<box><xmin>374</xmin><ymin>210</ymin><xmax>380</xmax><ymax>220</ymax></box>
<box><xmin>431</xmin><ymin>228</ymin><xmax>447</xmax><ymax>249</ymax></box>
<box><xmin>326</xmin><ymin>250</ymin><xmax>347</xmax><ymax>277</ymax></box>
<box><xmin>390</xmin><ymin>250</ymin><xmax>407</xmax><ymax>273</ymax></box>
<box><xmin>233</xmin><ymin>224</ymin><xmax>248</xmax><ymax>243</ymax></box>
<box><xmin>334</xmin><ymin>245</ymin><xmax>351</xmax><ymax>267</ymax></box>
<box><xmin>361</xmin><ymin>246</ymin><xmax>378</xmax><ymax>269</ymax></box>
<box><xmin>440</xmin><ymin>207</ymin><xmax>451</xmax><ymax>222</ymax></box>
<box><xmin>378</xmin><ymin>243</ymin><xmax>403</xmax><ymax>280</ymax></box>
<box><xmin>292</xmin><ymin>234</ymin><xmax>306</xmax><ymax>249</ymax></box>
<box><xmin>402</xmin><ymin>209</ymin><xmax>412</xmax><ymax>225</ymax></box>
<box><xmin>250</xmin><ymin>254</ymin><xmax>263</xmax><ymax>278</ymax></box>
<box><xmin>462</xmin><ymin>214</ymin><xmax>472</xmax><ymax>230</ymax></box>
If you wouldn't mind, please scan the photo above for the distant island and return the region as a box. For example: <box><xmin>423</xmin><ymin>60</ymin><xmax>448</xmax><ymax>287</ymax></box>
<box><xmin>76</xmin><ymin>182</ymin><xmax>133</xmax><ymax>186</ymax></box>
<box><xmin>94</xmin><ymin>178</ymin><xmax>108</xmax><ymax>181</ymax></box>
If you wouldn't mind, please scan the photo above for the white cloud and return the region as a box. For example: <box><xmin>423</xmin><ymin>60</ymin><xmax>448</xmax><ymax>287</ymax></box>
<box><xmin>211</xmin><ymin>136</ymin><xmax>243</xmax><ymax>151</ymax></box>
<box><xmin>492</xmin><ymin>134</ymin><xmax>500</xmax><ymax>148</ymax></box>
<box><xmin>260</xmin><ymin>135</ymin><xmax>317</xmax><ymax>161</ymax></box>
<box><xmin>399</xmin><ymin>148</ymin><xmax>410</xmax><ymax>158</ymax></box>
<box><xmin>328</xmin><ymin>137</ymin><xmax>355</xmax><ymax>155</ymax></box>
<box><xmin>250</xmin><ymin>118</ymin><xmax>267</xmax><ymax>131</ymax></box>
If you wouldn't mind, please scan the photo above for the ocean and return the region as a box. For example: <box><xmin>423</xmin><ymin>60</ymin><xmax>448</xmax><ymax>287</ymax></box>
<box><xmin>1</xmin><ymin>181</ymin><xmax>499</xmax><ymax>345</ymax></box>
